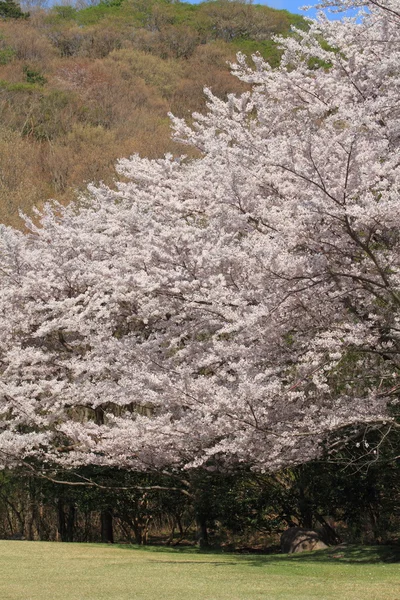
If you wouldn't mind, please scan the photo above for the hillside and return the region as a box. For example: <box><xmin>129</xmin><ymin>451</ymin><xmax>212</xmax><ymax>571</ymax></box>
<box><xmin>0</xmin><ymin>0</ymin><xmax>305</xmax><ymax>226</ymax></box>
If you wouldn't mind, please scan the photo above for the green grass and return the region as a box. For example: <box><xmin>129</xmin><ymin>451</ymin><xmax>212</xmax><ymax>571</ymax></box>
<box><xmin>0</xmin><ymin>541</ymin><xmax>399</xmax><ymax>600</ymax></box>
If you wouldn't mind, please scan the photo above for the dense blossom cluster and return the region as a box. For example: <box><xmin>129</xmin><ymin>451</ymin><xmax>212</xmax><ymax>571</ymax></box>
<box><xmin>0</xmin><ymin>0</ymin><xmax>399</xmax><ymax>473</ymax></box>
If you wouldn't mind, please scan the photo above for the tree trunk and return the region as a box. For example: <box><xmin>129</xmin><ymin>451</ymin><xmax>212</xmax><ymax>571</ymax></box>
<box><xmin>66</xmin><ymin>504</ymin><xmax>76</xmax><ymax>542</ymax></box>
<box><xmin>100</xmin><ymin>509</ymin><xmax>114</xmax><ymax>544</ymax></box>
<box><xmin>196</xmin><ymin>514</ymin><xmax>209</xmax><ymax>549</ymax></box>
<box><xmin>58</xmin><ymin>500</ymin><xmax>76</xmax><ymax>542</ymax></box>
<box><xmin>298</xmin><ymin>488</ymin><xmax>313</xmax><ymax>529</ymax></box>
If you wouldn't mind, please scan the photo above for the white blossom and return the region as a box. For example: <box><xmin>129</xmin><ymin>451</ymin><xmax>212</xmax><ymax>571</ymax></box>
<box><xmin>0</xmin><ymin>0</ymin><xmax>398</xmax><ymax>473</ymax></box>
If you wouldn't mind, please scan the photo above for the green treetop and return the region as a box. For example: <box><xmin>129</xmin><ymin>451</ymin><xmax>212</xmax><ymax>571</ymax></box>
<box><xmin>0</xmin><ymin>0</ymin><xmax>28</xmax><ymax>19</ymax></box>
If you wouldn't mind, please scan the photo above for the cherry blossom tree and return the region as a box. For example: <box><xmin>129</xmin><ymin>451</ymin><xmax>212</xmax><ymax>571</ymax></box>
<box><xmin>0</xmin><ymin>0</ymin><xmax>399</xmax><ymax>475</ymax></box>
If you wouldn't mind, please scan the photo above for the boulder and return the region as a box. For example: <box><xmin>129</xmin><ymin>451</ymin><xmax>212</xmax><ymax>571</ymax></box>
<box><xmin>281</xmin><ymin>527</ymin><xmax>328</xmax><ymax>554</ymax></box>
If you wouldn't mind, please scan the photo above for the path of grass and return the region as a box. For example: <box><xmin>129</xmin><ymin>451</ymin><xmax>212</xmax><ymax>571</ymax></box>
<box><xmin>0</xmin><ymin>541</ymin><xmax>399</xmax><ymax>600</ymax></box>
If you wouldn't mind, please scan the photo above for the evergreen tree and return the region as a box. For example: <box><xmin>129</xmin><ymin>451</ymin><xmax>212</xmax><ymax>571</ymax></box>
<box><xmin>0</xmin><ymin>0</ymin><xmax>28</xmax><ymax>19</ymax></box>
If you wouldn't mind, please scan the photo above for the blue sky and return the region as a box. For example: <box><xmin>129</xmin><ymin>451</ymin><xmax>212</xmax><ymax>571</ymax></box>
<box><xmin>262</xmin><ymin>0</ymin><xmax>313</xmax><ymax>12</ymax></box>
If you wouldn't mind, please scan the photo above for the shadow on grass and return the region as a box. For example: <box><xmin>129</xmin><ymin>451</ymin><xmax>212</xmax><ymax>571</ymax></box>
<box><xmin>115</xmin><ymin>543</ymin><xmax>400</xmax><ymax>566</ymax></box>
<box><xmin>277</xmin><ymin>544</ymin><xmax>400</xmax><ymax>565</ymax></box>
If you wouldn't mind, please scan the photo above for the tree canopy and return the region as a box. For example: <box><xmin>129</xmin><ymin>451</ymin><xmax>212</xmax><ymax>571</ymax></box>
<box><xmin>0</xmin><ymin>0</ymin><xmax>399</xmax><ymax>475</ymax></box>
<box><xmin>0</xmin><ymin>0</ymin><xmax>27</xmax><ymax>19</ymax></box>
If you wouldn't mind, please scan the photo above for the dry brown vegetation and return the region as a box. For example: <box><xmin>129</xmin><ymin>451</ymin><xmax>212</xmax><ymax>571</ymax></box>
<box><xmin>0</xmin><ymin>0</ymin><xmax>304</xmax><ymax>226</ymax></box>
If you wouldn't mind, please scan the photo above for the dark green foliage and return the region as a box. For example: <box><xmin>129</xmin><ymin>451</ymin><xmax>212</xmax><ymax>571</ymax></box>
<box><xmin>23</xmin><ymin>65</ymin><xmax>46</xmax><ymax>85</ymax></box>
<box><xmin>0</xmin><ymin>0</ymin><xmax>27</xmax><ymax>19</ymax></box>
<box><xmin>0</xmin><ymin>454</ymin><xmax>399</xmax><ymax>546</ymax></box>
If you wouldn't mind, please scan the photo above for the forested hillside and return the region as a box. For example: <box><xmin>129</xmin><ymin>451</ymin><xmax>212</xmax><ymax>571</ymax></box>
<box><xmin>0</xmin><ymin>0</ymin><xmax>304</xmax><ymax>226</ymax></box>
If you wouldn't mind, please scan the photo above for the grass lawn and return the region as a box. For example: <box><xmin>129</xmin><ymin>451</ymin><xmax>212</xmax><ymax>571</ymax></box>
<box><xmin>0</xmin><ymin>541</ymin><xmax>399</xmax><ymax>600</ymax></box>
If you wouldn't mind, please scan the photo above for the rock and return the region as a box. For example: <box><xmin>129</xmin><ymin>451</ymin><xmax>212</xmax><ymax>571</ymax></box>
<box><xmin>281</xmin><ymin>527</ymin><xmax>328</xmax><ymax>554</ymax></box>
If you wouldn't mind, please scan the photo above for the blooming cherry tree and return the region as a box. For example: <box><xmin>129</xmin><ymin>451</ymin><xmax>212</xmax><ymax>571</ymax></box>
<box><xmin>0</xmin><ymin>0</ymin><xmax>399</xmax><ymax>474</ymax></box>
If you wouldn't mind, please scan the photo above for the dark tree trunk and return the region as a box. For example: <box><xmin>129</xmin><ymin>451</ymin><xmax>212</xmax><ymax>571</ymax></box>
<box><xmin>100</xmin><ymin>509</ymin><xmax>114</xmax><ymax>544</ymax></box>
<box><xmin>66</xmin><ymin>504</ymin><xmax>76</xmax><ymax>542</ymax></box>
<box><xmin>314</xmin><ymin>512</ymin><xmax>342</xmax><ymax>544</ymax></box>
<box><xmin>196</xmin><ymin>514</ymin><xmax>209</xmax><ymax>549</ymax></box>
<box><xmin>58</xmin><ymin>500</ymin><xmax>76</xmax><ymax>542</ymax></box>
<box><xmin>298</xmin><ymin>484</ymin><xmax>313</xmax><ymax>529</ymax></box>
